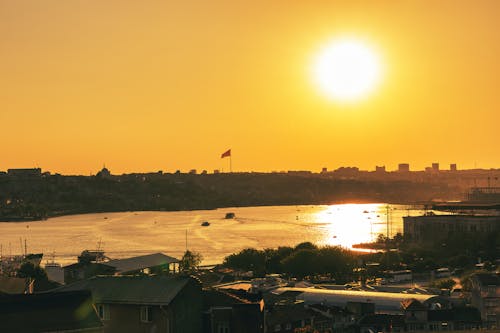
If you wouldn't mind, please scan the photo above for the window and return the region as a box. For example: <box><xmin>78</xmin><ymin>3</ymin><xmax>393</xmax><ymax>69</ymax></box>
<box><xmin>97</xmin><ymin>304</ymin><xmax>110</xmax><ymax>321</ymax></box>
<box><xmin>216</xmin><ymin>322</ymin><xmax>230</xmax><ymax>333</ymax></box>
<box><xmin>140</xmin><ymin>306</ymin><xmax>153</xmax><ymax>323</ymax></box>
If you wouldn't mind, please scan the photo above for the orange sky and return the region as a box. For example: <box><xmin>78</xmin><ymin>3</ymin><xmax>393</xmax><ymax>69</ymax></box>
<box><xmin>1</xmin><ymin>1</ymin><xmax>499</xmax><ymax>175</ymax></box>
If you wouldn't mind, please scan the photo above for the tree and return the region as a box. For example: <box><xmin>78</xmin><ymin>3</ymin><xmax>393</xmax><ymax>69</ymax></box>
<box><xmin>282</xmin><ymin>249</ymin><xmax>317</xmax><ymax>279</ymax></box>
<box><xmin>17</xmin><ymin>262</ymin><xmax>48</xmax><ymax>281</ymax></box>
<box><xmin>180</xmin><ymin>250</ymin><xmax>203</xmax><ymax>273</ymax></box>
<box><xmin>294</xmin><ymin>242</ymin><xmax>318</xmax><ymax>251</ymax></box>
<box><xmin>16</xmin><ymin>262</ymin><xmax>58</xmax><ymax>291</ymax></box>
<box><xmin>432</xmin><ymin>278</ymin><xmax>456</xmax><ymax>290</ymax></box>
<box><xmin>223</xmin><ymin>248</ymin><xmax>266</xmax><ymax>275</ymax></box>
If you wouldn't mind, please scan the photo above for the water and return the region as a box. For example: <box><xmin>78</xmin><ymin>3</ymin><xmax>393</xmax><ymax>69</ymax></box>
<box><xmin>0</xmin><ymin>203</ymin><xmax>428</xmax><ymax>266</ymax></box>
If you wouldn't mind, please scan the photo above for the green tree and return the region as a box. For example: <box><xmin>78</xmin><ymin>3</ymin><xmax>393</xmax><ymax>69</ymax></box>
<box><xmin>180</xmin><ymin>250</ymin><xmax>203</xmax><ymax>273</ymax></box>
<box><xmin>223</xmin><ymin>248</ymin><xmax>266</xmax><ymax>275</ymax></box>
<box><xmin>282</xmin><ymin>249</ymin><xmax>317</xmax><ymax>279</ymax></box>
<box><xmin>16</xmin><ymin>262</ymin><xmax>58</xmax><ymax>291</ymax></box>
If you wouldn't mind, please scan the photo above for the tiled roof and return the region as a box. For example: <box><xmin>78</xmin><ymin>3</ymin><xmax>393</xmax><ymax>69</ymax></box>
<box><xmin>58</xmin><ymin>275</ymin><xmax>195</xmax><ymax>305</ymax></box>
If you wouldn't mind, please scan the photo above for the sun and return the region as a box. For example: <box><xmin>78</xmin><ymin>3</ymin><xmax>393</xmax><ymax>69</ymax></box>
<box><xmin>313</xmin><ymin>38</ymin><xmax>382</xmax><ymax>102</ymax></box>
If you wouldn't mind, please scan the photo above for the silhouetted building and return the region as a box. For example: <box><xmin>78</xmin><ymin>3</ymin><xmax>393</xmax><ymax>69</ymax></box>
<box><xmin>398</xmin><ymin>164</ymin><xmax>410</xmax><ymax>172</ymax></box>
<box><xmin>7</xmin><ymin>168</ymin><xmax>42</xmax><ymax>178</ymax></box>
<box><xmin>432</xmin><ymin>163</ymin><xmax>439</xmax><ymax>172</ymax></box>
<box><xmin>468</xmin><ymin>273</ymin><xmax>500</xmax><ymax>328</ymax></box>
<box><xmin>96</xmin><ymin>167</ymin><xmax>112</xmax><ymax>179</ymax></box>
<box><xmin>450</xmin><ymin>163</ymin><xmax>457</xmax><ymax>172</ymax></box>
<box><xmin>0</xmin><ymin>290</ymin><xmax>103</xmax><ymax>332</ymax></box>
<box><xmin>63</xmin><ymin>262</ymin><xmax>116</xmax><ymax>285</ymax></box>
<box><xmin>375</xmin><ymin>166</ymin><xmax>386</xmax><ymax>173</ymax></box>
<box><xmin>203</xmin><ymin>289</ymin><xmax>264</xmax><ymax>333</ymax></box>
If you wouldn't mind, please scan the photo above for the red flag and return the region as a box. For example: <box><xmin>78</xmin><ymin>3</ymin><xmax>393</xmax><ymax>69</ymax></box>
<box><xmin>221</xmin><ymin>149</ymin><xmax>231</xmax><ymax>158</ymax></box>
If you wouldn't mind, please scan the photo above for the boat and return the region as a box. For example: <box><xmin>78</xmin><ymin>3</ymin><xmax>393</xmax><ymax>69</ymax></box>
<box><xmin>201</xmin><ymin>221</ymin><xmax>210</xmax><ymax>226</ymax></box>
<box><xmin>224</xmin><ymin>212</ymin><xmax>235</xmax><ymax>219</ymax></box>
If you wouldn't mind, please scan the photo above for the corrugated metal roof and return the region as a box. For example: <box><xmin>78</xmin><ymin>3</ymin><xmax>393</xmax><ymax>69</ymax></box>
<box><xmin>273</xmin><ymin>287</ymin><xmax>440</xmax><ymax>313</ymax></box>
<box><xmin>59</xmin><ymin>275</ymin><xmax>192</xmax><ymax>305</ymax></box>
<box><xmin>106</xmin><ymin>252</ymin><xmax>179</xmax><ymax>273</ymax></box>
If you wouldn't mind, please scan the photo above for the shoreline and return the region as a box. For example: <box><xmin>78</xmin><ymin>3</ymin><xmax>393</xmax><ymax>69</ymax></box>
<box><xmin>0</xmin><ymin>200</ymin><xmax>424</xmax><ymax>223</ymax></box>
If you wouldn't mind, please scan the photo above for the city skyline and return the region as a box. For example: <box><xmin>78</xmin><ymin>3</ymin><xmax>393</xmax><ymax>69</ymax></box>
<box><xmin>2</xmin><ymin>1</ymin><xmax>500</xmax><ymax>174</ymax></box>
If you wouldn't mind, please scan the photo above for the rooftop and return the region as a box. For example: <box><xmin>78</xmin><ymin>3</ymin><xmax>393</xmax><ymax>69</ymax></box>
<box><xmin>58</xmin><ymin>275</ymin><xmax>196</xmax><ymax>305</ymax></box>
<box><xmin>0</xmin><ymin>290</ymin><xmax>102</xmax><ymax>332</ymax></box>
<box><xmin>473</xmin><ymin>273</ymin><xmax>500</xmax><ymax>286</ymax></box>
<box><xmin>273</xmin><ymin>287</ymin><xmax>441</xmax><ymax>313</ymax></box>
<box><xmin>106</xmin><ymin>252</ymin><xmax>179</xmax><ymax>273</ymax></box>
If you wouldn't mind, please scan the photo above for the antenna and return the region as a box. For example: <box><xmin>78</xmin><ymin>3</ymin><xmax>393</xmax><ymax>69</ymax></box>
<box><xmin>185</xmin><ymin>230</ymin><xmax>188</xmax><ymax>252</ymax></box>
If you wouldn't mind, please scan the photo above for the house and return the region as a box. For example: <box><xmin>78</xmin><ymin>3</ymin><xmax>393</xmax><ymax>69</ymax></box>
<box><xmin>106</xmin><ymin>252</ymin><xmax>180</xmax><ymax>275</ymax></box>
<box><xmin>203</xmin><ymin>288</ymin><xmax>264</xmax><ymax>333</ymax></box>
<box><xmin>468</xmin><ymin>272</ymin><xmax>500</xmax><ymax>328</ymax></box>
<box><xmin>307</xmin><ymin>303</ymin><xmax>355</xmax><ymax>331</ymax></box>
<box><xmin>0</xmin><ymin>290</ymin><xmax>103</xmax><ymax>332</ymax></box>
<box><xmin>63</xmin><ymin>262</ymin><xmax>116</xmax><ymax>284</ymax></box>
<box><xmin>401</xmin><ymin>298</ymin><xmax>481</xmax><ymax>331</ymax></box>
<box><xmin>58</xmin><ymin>275</ymin><xmax>202</xmax><ymax>333</ymax></box>
<box><xmin>265</xmin><ymin>301</ymin><xmax>332</xmax><ymax>333</ymax></box>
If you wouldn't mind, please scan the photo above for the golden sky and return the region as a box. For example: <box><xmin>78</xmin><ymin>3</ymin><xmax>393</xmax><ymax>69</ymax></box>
<box><xmin>1</xmin><ymin>0</ymin><xmax>499</xmax><ymax>175</ymax></box>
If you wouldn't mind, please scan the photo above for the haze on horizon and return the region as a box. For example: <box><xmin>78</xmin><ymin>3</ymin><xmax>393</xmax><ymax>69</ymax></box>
<box><xmin>1</xmin><ymin>1</ymin><xmax>499</xmax><ymax>175</ymax></box>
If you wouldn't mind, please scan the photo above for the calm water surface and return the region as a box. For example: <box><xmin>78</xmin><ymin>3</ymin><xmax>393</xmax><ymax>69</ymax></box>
<box><xmin>0</xmin><ymin>204</ymin><xmax>429</xmax><ymax>266</ymax></box>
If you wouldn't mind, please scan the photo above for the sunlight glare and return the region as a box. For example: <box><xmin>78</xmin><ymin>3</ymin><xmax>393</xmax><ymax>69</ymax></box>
<box><xmin>313</xmin><ymin>38</ymin><xmax>382</xmax><ymax>102</ymax></box>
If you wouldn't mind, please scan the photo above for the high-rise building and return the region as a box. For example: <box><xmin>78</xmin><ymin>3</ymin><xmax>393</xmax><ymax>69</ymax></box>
<box><xmin>398</xmin><ymin>163</ymin><xmax>410</xmax><ymax>172</ymax></box>
<box><xmin>432</xmin><ymin>163</ymin><xmax>439</xmax><ymax>172</ymax></box>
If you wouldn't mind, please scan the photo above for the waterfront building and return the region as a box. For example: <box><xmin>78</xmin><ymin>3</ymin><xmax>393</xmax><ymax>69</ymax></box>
<box><xmin>467</xmin><ymin>187</ymin><xmax>500</xmax><ymax>203</ymax></box>
<box><xmin>403</xmin><ymin>214</ymin><xmax>500</xmax><ymax>244</ymax></box>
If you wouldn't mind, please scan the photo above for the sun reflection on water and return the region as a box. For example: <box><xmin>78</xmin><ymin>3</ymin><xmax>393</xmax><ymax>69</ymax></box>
<box><xmin>314</xmin><ymin>203</ymin><xmax>391</xmax><ymax>249</ymax></box>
